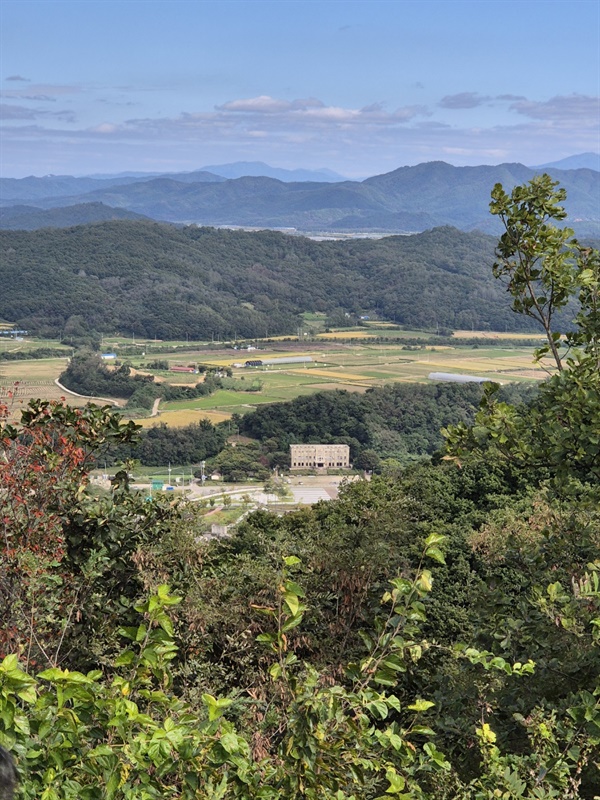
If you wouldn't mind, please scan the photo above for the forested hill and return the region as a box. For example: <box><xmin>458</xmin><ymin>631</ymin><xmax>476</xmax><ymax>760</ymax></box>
<box><xmin>0</xmin><ymin>221</ymin><xmax>548</xmax><ymax>339</ymax></box>
<box><xmin>0</xmin><ymin>202</ymin><xmax>151</xmax><ymax>230</ymax></box>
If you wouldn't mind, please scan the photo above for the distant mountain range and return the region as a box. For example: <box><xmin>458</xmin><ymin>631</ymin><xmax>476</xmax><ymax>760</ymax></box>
<box><xmin>83</xmin><ymin>162</ymin><xmax>346</xmax><ymax>183</ymax></box>
<box><xmin>197</xmin><ymin>161</ymin><xmax>346</xmax><ymax>182</ymax></box>
<box><xmin>1</xmin><ymin>158</ymin><xmax>598</xmax><ymax>235</ymax></box>
<box><xmin>532</xmin><ymin>152</ymin><xmax>600</xmax><ymax>172</ymax></box>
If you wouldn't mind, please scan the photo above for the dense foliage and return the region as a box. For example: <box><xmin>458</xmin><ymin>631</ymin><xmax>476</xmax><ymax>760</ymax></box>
<box><xmin>127</xmin><ymin>420</ymin><xmax>227</xmax><ymax>467</ymax></box>
<box><xmin>1</xmin><ymin>177</ymin><xmax>599</xmax><ymax>798</ymax></box>
<box><xmin>0</xmin><ymin>221</ymin><xmax>569</xmax><ymax>341</ymax></box>
<box><xmin>239</xmin><ymin>381</ymin><xmax>534</xmax><ymax>465</ymax></box>
<box><xmin>0</xmin><ymin>348</ymin><xmax>71</xmax><ymax>361</ymax></box>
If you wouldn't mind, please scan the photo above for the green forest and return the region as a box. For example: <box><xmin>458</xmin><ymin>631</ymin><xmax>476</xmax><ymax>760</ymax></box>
<box><xmin>0</xmin><ymin>220</ymin><xmax>578</xmax><ymax>342</ymax></box>
<box><xmin>1</xmin><ymin>177</ymin><xmax>599</xmax><ymax>798</ymax></box>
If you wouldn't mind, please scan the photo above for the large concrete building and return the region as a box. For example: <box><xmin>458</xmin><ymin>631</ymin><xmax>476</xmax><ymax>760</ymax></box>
<box><xmin>290</xmin><ymin>444</ymin><xmax>350</xmax><ymax>470</ymax></box>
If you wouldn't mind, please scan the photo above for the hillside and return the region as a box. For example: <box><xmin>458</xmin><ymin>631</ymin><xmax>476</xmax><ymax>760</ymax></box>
<box><xmin>533</xmin><ymin>152</ymin><xmax>600</xmax><ymax>171</ymax></box>
<box><xmin>2</xmin><ymin>161</ymin><xmax>598</xmax><ymax>235</ymax></box>
<box><xmin>0</xmin><ymin>221</ymin><xmax>563</xmax><ymax>340</ymax></box>
<box><xmin>0</xmin><ymin>202</ymin><xmax>152</xmax><ymax>230</ymax></box>
<box><xmin>0</xmin><ymin>170</ymin><xmax>224</xmax><ymax>205</ymax></box>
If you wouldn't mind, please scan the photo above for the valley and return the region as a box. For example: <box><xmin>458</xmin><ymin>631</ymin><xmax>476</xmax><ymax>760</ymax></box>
<box><xmin>0</xmin><ymin>328</ymin><xmax>551</xmax><ymax>426</ymax></box>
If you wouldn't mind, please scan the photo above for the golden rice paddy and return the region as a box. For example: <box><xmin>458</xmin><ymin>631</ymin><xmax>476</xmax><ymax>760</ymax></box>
<box><xmin>317</xmin><ymin>331</ymin><xmax>377</xmax><ymax>339</ymax></box>
<box><xmin>137</xmin><ymin>409</ymin><xmax>232</xmax><ymax>427</ymax></box>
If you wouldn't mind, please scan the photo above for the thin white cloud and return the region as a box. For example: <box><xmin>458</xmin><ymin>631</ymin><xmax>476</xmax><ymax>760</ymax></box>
<box><xmin>217</xmin><ymin>96</ymin><xmax>326</xmax><ymax>114</ymax></box>
<box><xmin>217</xmin><ymin>95</ymin><xmax>292</xmax><ymax>113</ymax></box>
<box><xmin>212</xmin><ymin>95</ymin><xmax>426</xmax><ymax>126</ymax></box>
<box><xmin>510</xmin><ymin>93</ymin><xmax>599</xmax><ymax>126</ymax></box>
<box><xmin>290</xmin><ymin>97</ymin><xmax>325</xmax><ymax>110</ymax></box>
<box><xmin>88</xmin><ymin>123</ymin><xmax>120</xmax><ymax>134</ymax></box>
<box><xmin>6</xmin><ymin>94</ymin><xmax>57</xmax><ymax>102</ymax></box>
<box><xmin>416</xmin><ymin>120</ymin><xmax>451</xmax><ymax>130</ymax></box>
<box><xmin>1</xmin><ymin>83</ymin><xmax>82</xmax><ymax>101</ymax></box>
<box><xmin>439</xmin><ymin>92</ymin><xmax>490</xmax><ymax>109</ymax></box>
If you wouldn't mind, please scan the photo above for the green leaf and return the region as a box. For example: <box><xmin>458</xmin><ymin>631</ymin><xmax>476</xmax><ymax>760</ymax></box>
<box><xmin>17</xmin><ymin>686</ymin><xmax>37</xmax><ymax>704</ymax></box>
<box><xmin>411</xmin><ymin>725</ymin><xmax>435</xmax><ymax>736</ymax></box>
<box><xmin>88</xmin><ymin>745</ymin><xmax>114</xmax><ymax>758</ymax></box>
<box><xmin>256</xmin><ymin>633</ymin><xmax>277</xmax><ymax>643</ymax></box>
<box><xmin>202</xmin><ymin>693</ymin><xmax>232</xmax><ymax>721</ymax></box>
<box><xmin>114</xmin><ymin>650</ymin><xmax>135</xmax><ymax>666</ymax></box>
<box><xmin>219</xmin><ymin>731</ymin><xmax>240</xmax><ymax>754</ymax></box>
<box><xmin>284</xmin><ymin>580</ymin><xmax>305</xmax><ymax>597</ymax></box>
<box><xmin>283</xmin><ymin>593</ymin><xmax>300</xmax><ymax>616</ymax></box>
<box><xmin>0</xmin><ymin>655</ymin><xmax>19</xmax><ymax>672</ymax></box>
<box><xmin>373</xmin><ymin>671</ymin><xmax>397</xmax><ymax>687</ymax></box>
<box><xmin>425</xmin><ymin>546</ymin><xmax>446</xmax><ymax>564</ymax></box>
<box><xmin>269</xmin><ymin>662</ymin><xmax>282</xmax><ymax>680</ymax></box>
<box><xmin>281</xmin><ymin>615</ymin><xmax>304</xmax><ymax>632</ymax></box>
<box><xmin>408</xmin><ymin>698</ymin><xmax>435</xmax><ymax>712</ymax></box>
<box><xmin>385</xmin><ymin>768</ymin><xmax>406</xmax><ymax>792</ymax></box>
<box><xmin>368</xmin><ymin>700</ymin><xmax>389</xmax><ymax>719</ymax></box>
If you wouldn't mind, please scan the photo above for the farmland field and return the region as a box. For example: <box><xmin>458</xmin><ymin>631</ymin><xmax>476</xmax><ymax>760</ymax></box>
<box><xmin>0</xmin><ymin>353</ymin><xmax>121</xmax><ymax>421</ymax></box>
<box><xmin>1</xmin><ymin>328</ymin><xmax>553</xmax><ymax>427</ymax></box>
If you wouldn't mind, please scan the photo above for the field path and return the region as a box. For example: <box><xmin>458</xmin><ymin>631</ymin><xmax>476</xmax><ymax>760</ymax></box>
<box><xmin>54</xmin><ymin>378</ymin><xmax>121</xmax><ymax>407</ymax></box>
<box><xmin>150</xmin><ymin>397</ymin><xmax>161</xmax><ymax>416</ymax></box>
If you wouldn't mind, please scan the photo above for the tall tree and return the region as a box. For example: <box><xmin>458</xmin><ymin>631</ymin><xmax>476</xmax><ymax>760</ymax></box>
<box><xmin>447</xmin><ymin>176</ymin><xmax>600</xmax><ymax>484</ymax></box>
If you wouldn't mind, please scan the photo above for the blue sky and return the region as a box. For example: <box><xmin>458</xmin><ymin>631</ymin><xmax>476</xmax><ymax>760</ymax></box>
<box><xmin>1</xmin><ymin>0</ymin><xmax>599</xmax><ymax>178</ymax></box>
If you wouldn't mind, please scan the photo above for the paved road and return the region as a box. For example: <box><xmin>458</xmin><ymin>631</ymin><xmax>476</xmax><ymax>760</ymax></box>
<box><xmin>132</xmin><ymin>473</ymin><xmax>364</xmax><ymax>507</ymax></box>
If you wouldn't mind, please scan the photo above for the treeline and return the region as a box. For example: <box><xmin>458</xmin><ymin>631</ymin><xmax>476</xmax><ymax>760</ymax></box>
<box><xmin>59</xmin><ymin>351</ymin><xmax>223</xmax><ymax>410</ymax></box>
<box><xmin>127</xmin><ymin>419</ymin><xmax>227</xmax><ymax>466</ymax></box>
<box><xmin>0</xmin><ymin>346</ymin><xmax>71</xmax><ymax>360</ymax></box>
<box><xmin>238</xmin><ymin>381</ymin><xmax>536</xmax><ymax>466</ymax></box>
<box><xmin>0</xmin><ymin>221</ymin><xmax>572</xmax><ymax>342</ymax></box>
<box><xmin>121</xmin><ymin>381</ymin><xmax>536</xmax><ymax>476</ymax></box>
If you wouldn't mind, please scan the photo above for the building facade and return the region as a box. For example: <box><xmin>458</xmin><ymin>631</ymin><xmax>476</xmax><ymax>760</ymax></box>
<box><xmin>289</xmin><ymin>444</ymin><xmax>350</xmax><ymax>470</ymax></box>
